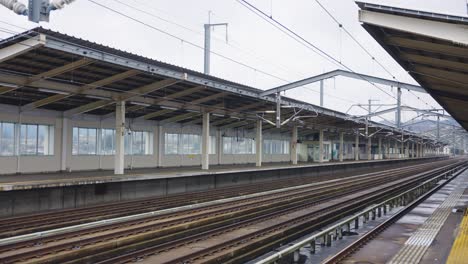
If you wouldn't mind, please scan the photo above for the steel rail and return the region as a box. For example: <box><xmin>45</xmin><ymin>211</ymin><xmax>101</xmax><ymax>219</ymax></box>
<box><xmin>321</xmin><ymin>164</ymin><xmax>467</xmax><ymax>264</ymax></box>
<box><xmin>76</xmin><ymin>159</ymin><xmax>460</xmax><ymax>263</ymax></box>
<box><xmin>256</xmin><ymin>163</ymin><xmax>467</xmax><ymax>264</ymax></box>
<box><xmin>0</xmin><ymin>164</ymin><xmax>424</xmax><ymax>263</ymax></box>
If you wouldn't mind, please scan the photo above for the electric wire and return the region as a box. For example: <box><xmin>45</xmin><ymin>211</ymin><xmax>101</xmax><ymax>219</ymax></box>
<box><xmin>313</xmin><ymin>0</ymin><xmax>439</xmax><ymax>111</ymax></box>
<box><xmin>86</xmin><ymin>0</ymin><xmax>288</xmax><ymax>84</ymax></box>
<box><xmin>236</xmin><ymin>0</ymin><xmax>398</xmax><ymax>102</ymax></box>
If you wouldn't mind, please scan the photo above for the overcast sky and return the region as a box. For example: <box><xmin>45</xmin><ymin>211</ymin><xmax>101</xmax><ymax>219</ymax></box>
<box><xmin>0</xmin><ymin>0</ymin><xmax>466</xmax><ymax>125</ymax></box>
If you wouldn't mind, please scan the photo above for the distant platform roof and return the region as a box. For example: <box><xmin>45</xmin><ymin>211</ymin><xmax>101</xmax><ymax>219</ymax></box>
<box><xmin>357</xmin><ymin>2</ymin><xmax>468</xmax><ymax>131</ymax></box>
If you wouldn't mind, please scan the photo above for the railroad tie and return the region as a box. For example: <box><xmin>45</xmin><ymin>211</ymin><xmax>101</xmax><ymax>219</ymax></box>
<box><xmin>388</xmin><ymin>170</ymin><xmax>468</xmax><ymax>264</ymax></box>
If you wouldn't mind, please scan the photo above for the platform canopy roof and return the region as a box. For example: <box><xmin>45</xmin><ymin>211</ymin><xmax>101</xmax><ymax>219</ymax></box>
<box><xmin>0</xmin><ymin>27</ymin><xmax>437</xmax><ymax>142</ymax></box>
<box><xmin>357</xmin><ymin>2</ymin><xmax>468</xmax><ymax>131</ymax></box>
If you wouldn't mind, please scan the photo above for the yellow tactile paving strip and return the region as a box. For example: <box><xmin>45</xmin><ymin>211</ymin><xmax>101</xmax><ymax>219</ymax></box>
<box><xmin>388</xmin><ymin>170</ymin><xmax>468</xmax><ymax>264</ymax></box>
<box><xmin>446</xmin><ymin>209</ymin><xmax>468</xmax><ymax>264</ymax></box>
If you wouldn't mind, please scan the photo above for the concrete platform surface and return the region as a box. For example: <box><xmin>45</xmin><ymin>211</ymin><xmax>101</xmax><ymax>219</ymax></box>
<box><xmin>0</xmin><ymin>157</ymin><xmax>437</xmax><ymax>191</ymax></box>
<box><xmin>344</xmin><ymin>168</ymin><xmax>468</xmax><ymax>264</ymax></box>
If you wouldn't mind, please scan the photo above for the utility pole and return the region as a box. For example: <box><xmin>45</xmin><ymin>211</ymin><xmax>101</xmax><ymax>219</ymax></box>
<box><xmin>203</xmin><ymin>12</ymin><xmax>228</xmax><ymax>75</ymax></box>
<box><xmin>436</xmin><ymin>115</ymin><xmax>440</xmax><ymax>141</ymax></box>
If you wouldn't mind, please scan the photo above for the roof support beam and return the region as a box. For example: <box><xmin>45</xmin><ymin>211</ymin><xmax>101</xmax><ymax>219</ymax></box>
<box><xmin>159</xmin><ymin>112</ymin><xmax>201</xmax><ymax>125</ymax></box>
<box><xmin>0</xmin><ymin>34</ymin><xmax>46</xmax><ymax>63</ymax></box>
<box><xmin>260</xmin><ymin>69</ymin><xmax>426</xmax><ymax>96</ymax></box>
<box><xmin>64</xmin><ymin>78</ymin><xmax>178</xmax><ymax>116</ymax></box>
<box><xmin>159</xmin><ymin>102</ymin><xmax>225</xmax><ymax>125</ymax></box>
<box><xmin>139</xmin><ymin>92</ymin><xmax>225</xmax><ymax>120</ymax></box>
<box><xmin>385</xmin><ymin>37</ymin><xmax>468</xmax><ymax>59</ymax></box>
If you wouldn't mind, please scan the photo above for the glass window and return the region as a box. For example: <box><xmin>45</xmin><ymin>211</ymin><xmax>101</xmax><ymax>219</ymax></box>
<box><xmin>72</xmin><ymin>127</ymin><xmax>97</xmax><ymax>155</ymax></box>
<box><xmin>125</xmin><ymin>130</ymin><xmax>153</xmax><ymax>155</ymax></box>
<box><xmin>101</xmin><ymin>129</ymin><xmax>115</xmax><ymax>155</ymax></box>
<box><xmin>19</xmin><ymin>124</ymin><xmax>54</xmax><ymax>155</ymax></box>
<box><xmin>263</xmin><ymin>139</ymin><xmax>290</xmax><ymax>155</ymax></box>
<box><xmin>0</xmin><ymin>122</ymin><xmax>15</xmax><ymax>156</ymax></box>
<box><xmin>165</xmin><ymin>133</ymin><xmax>178</xmax><ymax>154</ymax></box>
<box><xmin>209</xmin><ymin>136</ymin><xmax>216</xmax><ymax>154</ymax></box>
<box><xmin>223</xmin><ymin>137</ymin><xmax>255</xmax><ymax>154</ymax></box>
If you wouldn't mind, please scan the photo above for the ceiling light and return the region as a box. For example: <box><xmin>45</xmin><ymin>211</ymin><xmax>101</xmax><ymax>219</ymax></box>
<box><xmin>38</xmin><ymin>88</ymin><xmax>70</xmax><ymax>95</ymax></box>
<box><xmin>160</xmin><ymin>106</ymin><xmax>178</xmax><ymax>111</ymax></box>
<box><xmin>0</xmin><ymin>82</ymin><xmax>19</xmax><ymax>88</ymax></box>
<box><xmin>130</xmin><ymin>101</ymin><xmax>150</xmax><ymax>107</ymax></box>
<box><xmin>85</xmin><ymin>95</ymin><xmax>111</xmax><ymax>100</ymax></box>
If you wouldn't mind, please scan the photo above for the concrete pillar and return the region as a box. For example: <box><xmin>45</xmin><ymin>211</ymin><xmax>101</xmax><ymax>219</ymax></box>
<box><xmin>378</xmin><ymin>137</ymin><xmax>382</xmax><ymax>160</ymax></box>
<box><xmin>339</xmin><ymin>132</ymin><xmax>344</xmax><ymax>162</ymax></box>
<box><xmin>367</xmin><ymin>137</ymin><xmax>372</xmax><ymax>160</ymax></box>
<box><xmin>201</xmin><ymin>112</ymin><xmax>210</xmax><ymax>170</ymax></box>
<box><xmin>291</xmin><ymin>126</ymin><xmax>298</xmax><ymax>165</ymax></box>
<box><xmin>319</xmin><ymin>129</ymin><xmax>324</xmax><ymax>163</ymax></box>
<box><xmin>405</xmin><ymin>141</ymin><xmax>410</xmax><ymax>158</ymax></box>
<box><xmin>355</xmin><ymin>133</ymin><xmax>359</xmax><ymax>161</ymax></box>
<box><xmin>400</xmin><ymin>140</ymin><xmax>405</xmax><ymax>158</ymax></box>
<box><xmin>256</xmin><ymin>120</ymin><xmax>262</xmax><ymax>167</ymax></box>
<box><xmin>411</xmin><ymin>142</ymin><xmax>415</xmax><ymax>158</ymax></box>
<box><xmin>115</xmin><ymin>101</ymin><xmax>125</xmax><ymax>175</ymax></box>
<box><xmin>61</xmin><ymin>117</ymin><xmax>68</xmax><ymax>171</ymax></box>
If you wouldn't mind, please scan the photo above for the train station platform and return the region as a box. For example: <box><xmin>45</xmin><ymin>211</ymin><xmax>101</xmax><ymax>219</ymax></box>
<box><xmin>0</xmin><ymin>156</ymin><xmax>447</xmax><ymax>218</ymax></box>
<box><xmin>345</xmin><ymin>165</ymin><xmax>468</xmax><ymax>264</ymax></box>
<box><xmin>0</xmin><ymin>157</ymin><xmax>443</xmax><ymax>191</ymax></box>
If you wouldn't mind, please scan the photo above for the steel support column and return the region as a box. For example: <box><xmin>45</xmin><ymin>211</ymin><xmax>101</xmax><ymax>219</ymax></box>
<box><xmin>202</xmin><ymin>112</ymin><xmax>210</xmax><ymax>170</ymax></box>
<box><xmin>367</xmin><ymin>137</ymin><xmax>372</xmax><ymax>160</ymax></box>
<box><xmin>115</xmin><ymin>101</ymin><xmax>125</xmax><ymax>175</ymax></box>
<box><xmin>291</xmin><ymin>126</ymin><xmax>298</xmax><ymax>165</ymax></box>
<box><xmin>61</xmin><ymin>117</ymin><xmax>68</xmax><ymax>171</ymax></box>
<box><xmin>378</xmin><ymin>137</ymin><xmax>382</xmax><ymax>160</ymax></box>
<box><xmin>256</xmin><ymin>120</ymin><xmax>262</xmax><ymax>167</ymax></box>
<box><xmin>355</xmin><ymin>133</ymin><xmax>359</xmax><ymax>161</ymax></box>
<box><xmin>319</xmin><ymin>129</ymin><xmax>324</xmax><ymax>163</ymax></box>
<box><xmin>339</xmin><ymin>132</ymin><xmax>344</xmax><ymax>162</ymax></box>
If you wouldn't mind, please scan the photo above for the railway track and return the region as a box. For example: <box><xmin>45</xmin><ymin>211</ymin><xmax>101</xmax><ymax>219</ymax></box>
<box><xmin>0</xmin><ymin>158</ymin><xmax>463</xmax><ymax>264</ymax></box>
<box><xmin>0</xmin><ymin>160</ymin><xmax>434</xmax><ymax>238</ymax></box>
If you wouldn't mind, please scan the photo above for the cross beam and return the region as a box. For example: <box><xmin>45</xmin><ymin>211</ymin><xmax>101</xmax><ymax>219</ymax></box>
<box><xmin>260</xmin><ymin>69</ymin><xmax>427</xmax><ymax>97</ymax></box>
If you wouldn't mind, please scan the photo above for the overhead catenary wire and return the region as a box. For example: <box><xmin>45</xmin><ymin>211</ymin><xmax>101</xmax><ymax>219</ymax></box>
<box><xmin>236</xmin><ymin>0</ymin><xmax>398</xmax><ymax>102</ymax></box>
<box><xmin>108</xmin><ymin>0</ymin><xmax>362</xmax><ymax>105</ymax></box>
<box><xmin>119</xmin><ymin>0</ymin><xmax>310</xmax><ymax>80</ymax></box>
<box><xmin>86</xmin><ymin>0</ymin><xmax>289</xmax><ymax>84</ymax></box>
<box><xmin>312</xmin><ymin>0</ymin><xmax>439</xmax><ymax>111</ymax></box>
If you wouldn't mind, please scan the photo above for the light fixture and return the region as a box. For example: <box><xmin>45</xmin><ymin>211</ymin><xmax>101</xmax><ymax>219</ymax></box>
<box><xmin>38</xmin><ymin>88</ymin><xmax>70</xmax><ymax>95</ymax></box>
<box><xmin>185</xmin><ymin>109</ymin><xmax>199</xmax><ymax>113</ymax></box>
<box><xmin>212</xmin><ymin>113</ymin><xmax>225</xmax><ymax>117</ymax></box>
<box><xmin>0</xmin><ymin>82</ymin><xmax>19</xmax><ymax>88</ymax></box>
<box><xmin>85</xmin><ymin>95</ymin><xmax>111</xmax><ymax>100</ymax></box>
<box><xmin>160</xmin><ymin>106</ymin><xmax>178</xmax><ymax>111</ymax></box>
<box><xmin>130</xmin><ymin>101</ymin><xmax>150</xmax><ymax>107</ymax></box>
